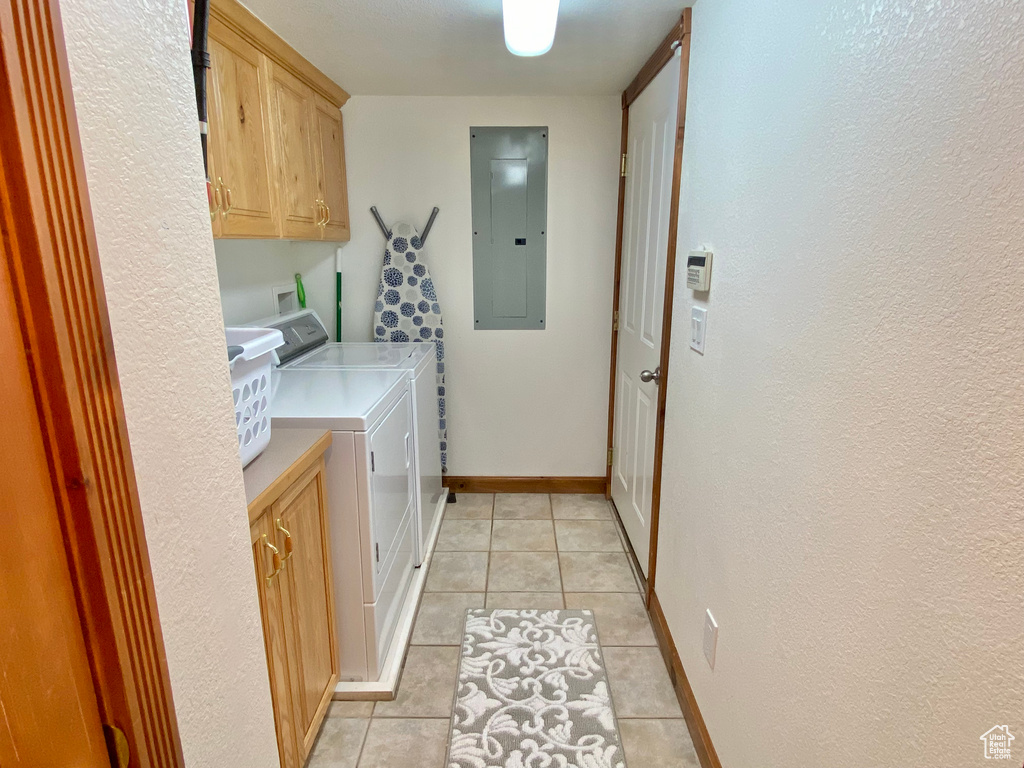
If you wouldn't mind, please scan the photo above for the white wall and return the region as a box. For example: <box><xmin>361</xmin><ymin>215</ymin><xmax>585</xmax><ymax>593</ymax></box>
<box><xmin>59</xmin><ymin>2</ymin><xmax>280</xmax><ymax>767</ymax></box>
<box><xmin>216</xmin><ymin>239</ymin><xmax>339</xmax><ymax>335</ymax></box>
<box><xmin>657</xmin><ymin>2</ymin><xmax>1024</xmax><ymax>767</ymax></box>
<box><xmin>341</xmin><ymin>95</ymin><xmax>620</xmax><ymax>476</ymax></box>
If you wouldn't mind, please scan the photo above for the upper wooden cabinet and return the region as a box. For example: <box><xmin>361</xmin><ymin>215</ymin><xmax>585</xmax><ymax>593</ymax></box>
<box><xmin>313</xmin><ymin>95</ymin><xmax>351</xmax><ymax>241</ymax></box>
<box><xmin>208</xmin><ymin>0</ymin><xmax>350</xmax><ymax>242</ymax></box>
<box><xmin>208</xmin><ymin>26</ymin><xmax>277</xmax><ymax>237</ymax></box>
<box><xmin>264</xmin><ymin>62</ymin><xmax>323</xmax><ymax>241</ymax></box>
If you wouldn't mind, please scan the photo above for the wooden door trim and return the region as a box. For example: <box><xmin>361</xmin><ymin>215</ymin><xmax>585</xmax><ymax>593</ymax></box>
<box><xmin>0</xmin><ymin>1</ymin><xmax>184</xmax><ymax>766</ymax></box>
<box><xmin>623</xmin><ymin>11</ymin><xmax>690</xmax><ymax>109</ymax></box>
<box><xmin>646</xmin><ymin>9</ymin><xmax>692</xmax><ymax>594</ymax></box>
<box><xmin>603</xmin><ymin>8</ymin><xmax>693</xmax><ymax>593</ymax></box>
<box><xmin>604</xmin><ymin>103</ymin><xmax>629</xmax><ymax>499</ymax></box>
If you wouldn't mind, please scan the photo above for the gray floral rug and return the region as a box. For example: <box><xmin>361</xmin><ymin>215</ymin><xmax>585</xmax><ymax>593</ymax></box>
<box><xmin>447</xmin><ymin>609</ymin><xmax>626</xmax><ymax>768</ymax></box>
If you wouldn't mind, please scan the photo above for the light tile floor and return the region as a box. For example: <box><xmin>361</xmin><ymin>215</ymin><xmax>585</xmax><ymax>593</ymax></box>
<box><xmin>306</xmin><ymin>493</ymin><xmax>700</xmax><ymax>768</ymax></box>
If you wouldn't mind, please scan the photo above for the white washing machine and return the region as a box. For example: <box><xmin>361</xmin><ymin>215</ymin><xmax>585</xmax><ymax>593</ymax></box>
<box><xmin>271</xmin><ymin>367</ymin><xmax>416</xmax><ymax>682</ymax></box>
<box><xmin>255</xmin><ymin>309</ymin><xmax>445</xmax><ymax>567</ymax></box>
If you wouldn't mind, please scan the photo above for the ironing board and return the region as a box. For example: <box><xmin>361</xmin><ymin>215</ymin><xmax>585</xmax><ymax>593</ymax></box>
<box><xmin>373</xmin><ymin>222</ymin><xmax>447</xmax><ymax>472</ymax></box>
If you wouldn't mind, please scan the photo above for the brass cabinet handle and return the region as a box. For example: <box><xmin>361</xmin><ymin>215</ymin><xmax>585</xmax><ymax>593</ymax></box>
<box><xmin>276</xmin><ymin>519</ymin><xmax>294</xmax><ymax>562</ymax></box>
<box><xmin>262</xmin><ymin>534</ymin><xmax>283</xmax><ymax>582</ymax></box>
<box><xmin>220</xmin><ymin>178</ymin><xmax>233</xmax><ymax>217</ymax></box>
<box><xmin>217</xmin><ymin>179</ymin><xmax>233</xmax><ymax>218</ymax></box>
<box><xmin>209</xmin><ymin>181</ymin><xmax>222</xmax><ymax>220</ymax></box>
<box><xmin>324</xmin><ymin>203</ymin><xmax>331</xmax><ymax>226</ymax></box>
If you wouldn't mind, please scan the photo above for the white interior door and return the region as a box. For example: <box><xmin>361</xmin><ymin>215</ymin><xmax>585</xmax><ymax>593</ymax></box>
<box><xmin>611</xmin><ymin>54</ymin><xmax>680</xmax><ymax>577</ymax></box>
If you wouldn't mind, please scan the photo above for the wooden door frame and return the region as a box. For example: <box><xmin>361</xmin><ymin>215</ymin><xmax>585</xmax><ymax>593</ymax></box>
<box><xmin>0</xmin><ymin>1</ymin><xmax>185</xmax><ymax>766</ymax></box>
<box><xmin>605</xmin><ymin>8</ymin><xmax>692</xmax><ymax>602</ymax></box>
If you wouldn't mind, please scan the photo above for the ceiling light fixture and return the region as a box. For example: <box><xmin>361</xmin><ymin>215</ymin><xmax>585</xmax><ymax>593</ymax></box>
<box><xmin>502</xmin><ymin>0</ymin><xmax>560</xmax><ymax>57</ymax></box>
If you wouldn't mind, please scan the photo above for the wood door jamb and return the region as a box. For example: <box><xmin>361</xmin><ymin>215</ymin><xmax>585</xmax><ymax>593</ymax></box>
<box><xmin>623</xmin><ymin>10</ymin><xmax>690</xmax><ymax>110</ymax></box>
<box><xmin>604</xmin><ymin>103</ymin><xmax>630</xmax><ymax>499</ymax></box>
<box><xmin>0</xmin><ymin>1</ymin><xmax>185</xmax><ymax>764</ymax></box>
<box><xmin>602</xmin><ymin>7</ymin><xmax>693</xmax><ymax>598</ymax></box>
<box><xmin>646</xmin><ymin>7</ymin><xmax>693</xmax><ymax>596</ymax></box>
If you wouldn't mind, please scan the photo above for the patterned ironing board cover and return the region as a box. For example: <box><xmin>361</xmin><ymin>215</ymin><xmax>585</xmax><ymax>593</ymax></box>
<box><xmin>373</xmin><ymin>222</ymin><xmax>447</xmax><ymax>472</ymax></box>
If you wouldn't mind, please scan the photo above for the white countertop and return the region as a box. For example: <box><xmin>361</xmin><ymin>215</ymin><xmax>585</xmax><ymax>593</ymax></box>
<box><xmin>242</xmin><ymin>427</ymin><xmax>330</xmax><ymax>510</ymax></box>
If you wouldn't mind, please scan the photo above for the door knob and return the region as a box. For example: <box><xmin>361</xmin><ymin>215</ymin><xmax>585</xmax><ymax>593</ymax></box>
<box><xmin>639</xmin><ymin>366</ymin><xmax>661</xmax><ymax>384</ymax></box>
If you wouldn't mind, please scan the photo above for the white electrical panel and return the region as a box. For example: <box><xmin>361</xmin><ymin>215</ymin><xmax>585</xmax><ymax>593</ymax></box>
<box><xmin>686</xmin><ymin>250</ymin><xmax>712</xmax><ymax>291</ymax></box>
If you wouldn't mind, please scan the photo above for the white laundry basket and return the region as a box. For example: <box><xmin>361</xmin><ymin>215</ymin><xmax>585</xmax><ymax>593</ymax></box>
<box><xmin>226</xmin><ymin>327</ymin><xmax>285</xmax><ymax>467</ymax></box>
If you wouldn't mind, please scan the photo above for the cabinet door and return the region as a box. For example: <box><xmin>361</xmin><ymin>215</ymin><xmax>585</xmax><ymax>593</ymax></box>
<box><xmin>251</xmin><ymin>514</ymin><xmax>302</xmax><ymax>768</ymax></box>
<box><xmin>273</xmin><ymin>460</ymin><xmax>338</xmax><ymax>760</ymax></box>
<box><xmin>206</xmin><ymin>60</ymin><xmax>223</xmax><ymax>238</ymax></box>
<box><xmin>208</xmin><ymin>27</ymin><xmax>277</xmax><ymax>237</ymax></box>
<box><xmin>265</xmin><ymin>62</ymin><xmax>322</xmax><ymax>240</ymax></box>
<box><xmin>313</xmin><ymin>95</ymin><xmax>350</xmax><ymax>242</ymax></box>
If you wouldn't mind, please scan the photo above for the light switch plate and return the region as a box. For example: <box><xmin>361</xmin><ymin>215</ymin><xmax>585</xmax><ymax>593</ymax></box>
<box><xmin>703</xmin><ymin>609</ymin><xmax>718</xmax><ymax>670</ymax></box>
<box><xmin>690</xmin><ymin>307</ymin><xmax>707</xmax><ymax>354</ymax></box>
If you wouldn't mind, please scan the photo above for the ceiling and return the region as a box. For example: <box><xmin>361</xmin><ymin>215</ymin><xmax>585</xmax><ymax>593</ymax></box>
<box><xmin>240</xmin><ymin>0</ymin><xmax>691</xmax><ymax>96</ymax></box>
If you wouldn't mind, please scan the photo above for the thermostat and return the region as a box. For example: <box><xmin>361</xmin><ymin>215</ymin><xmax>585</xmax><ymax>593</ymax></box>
<box><xmin>686</xmin><ymin>250</ymin><xmax>712</xmax><ymax>292</ymax></box>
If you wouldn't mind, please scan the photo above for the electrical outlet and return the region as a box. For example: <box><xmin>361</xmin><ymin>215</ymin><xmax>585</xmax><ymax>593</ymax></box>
<box><xmin>703</xmin><ymin>609</ymin><xmax>718</xmax><ymax>670</ymax></box>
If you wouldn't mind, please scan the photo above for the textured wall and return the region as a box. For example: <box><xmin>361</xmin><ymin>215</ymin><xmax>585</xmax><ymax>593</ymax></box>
<box><xmin>340</xmin><ymin>95</ymin><xmax>620</xmax><ymax>477</ymax></box>
<box><xmin>656</xmin><ymin>1</ymin><xmax>1024</xmax><ymax>765</ymax></box>
<box><xmin>59</xmin><ymin>1</ymin><xmax>280</xmax><ymax>766</ymax></box>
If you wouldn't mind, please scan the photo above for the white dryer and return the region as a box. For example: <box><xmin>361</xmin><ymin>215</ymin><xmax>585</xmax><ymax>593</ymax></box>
<box><xmin>271</xmin><ymin>367</ymin><xmax>415</xmax><ymax>682</ymax></box>
<box><xmin>256</xmin><ymin>310</ymin><xmax>444</xmax><ymax>566</ymax></box>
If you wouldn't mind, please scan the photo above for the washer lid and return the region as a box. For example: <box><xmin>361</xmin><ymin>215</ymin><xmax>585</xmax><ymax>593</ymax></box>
<box><xmin>270</xmin><ymin>368</ymin><xmax>407</xmax><ymax>432</ymax></box>
<box><xmin>289</xmin><ymin>342</ymin><xmax>418</xmax><ymax>369</ymax></box>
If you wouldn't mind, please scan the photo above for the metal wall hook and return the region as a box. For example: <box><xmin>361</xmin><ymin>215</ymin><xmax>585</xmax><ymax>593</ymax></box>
<box><xmin>370</xmin><ymin>206</ymin><xmax>441</xmax><ymax>246</ymax></box>
<box><xmin>370</xmin><ymin>206</ymin><xmax>391</xmax><ymax>239</ymax></box>
<box><xmin>419</xmin><ymin>207</ymin><xmax>439</xmax><ymax>246</ymax></box>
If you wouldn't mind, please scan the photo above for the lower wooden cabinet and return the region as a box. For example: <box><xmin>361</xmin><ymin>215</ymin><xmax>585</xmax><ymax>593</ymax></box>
<box><xmin>250</xmin><ymin>455</ymin><xmax>338</xmax><ymax>768</ymax></box>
